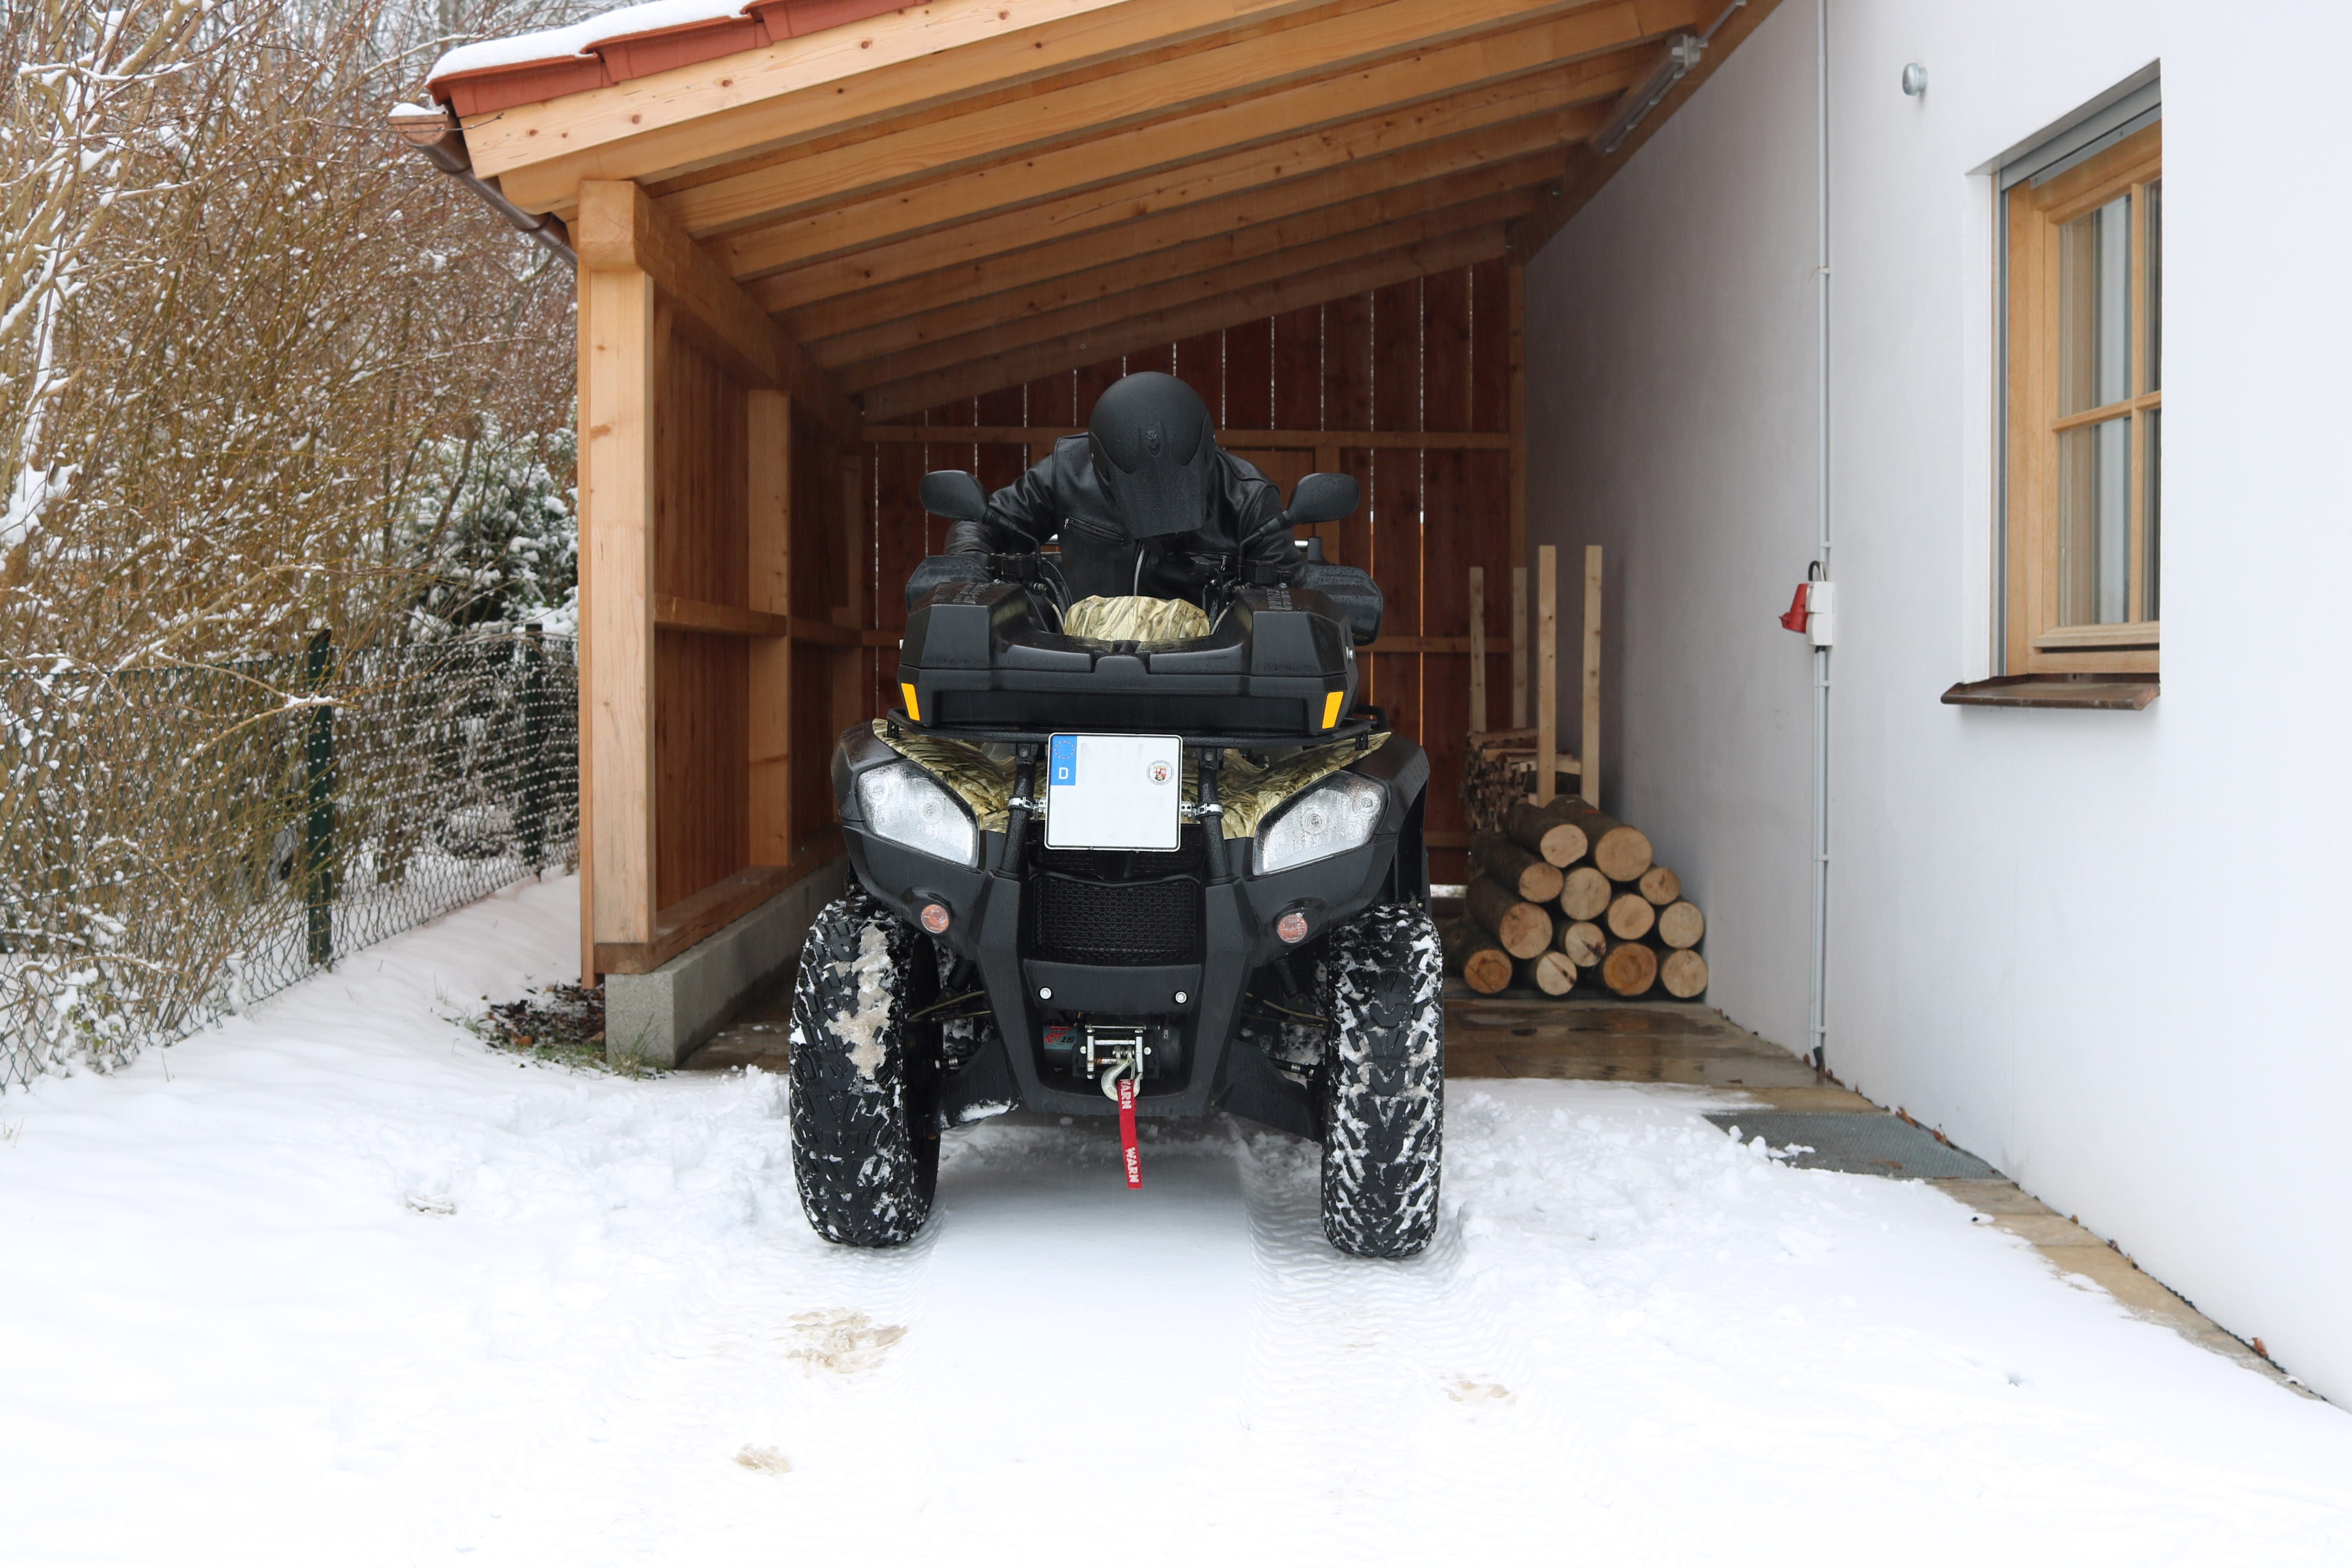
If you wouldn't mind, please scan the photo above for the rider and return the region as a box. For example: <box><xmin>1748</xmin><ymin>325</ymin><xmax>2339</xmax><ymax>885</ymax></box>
<box><xmin>942</xmin><ymin>372</ymin><xmax>1295</xmax><ymax>604</ymax></box>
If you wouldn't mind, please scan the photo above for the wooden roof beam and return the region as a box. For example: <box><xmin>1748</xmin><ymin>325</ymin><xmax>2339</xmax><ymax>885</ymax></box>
<box><xmin>803</xmin><ymin>158</ymin><xmax>1557</xmax><ymax>367</ymax></box>
<box><xmin>573</xmin><ymin>180</ymin><xmax>861</xmax><ymax>443</ymax></box>
<box><xmin>699</xmin><ymin>32</ymin><xmax>1642</xmax><ymax>265</ymax></box>
<box><xmin>654</xmin><ymin>0</ymin><xmax>1696</xmax><ymax>236</ymax></box>
<box><xmin>860</xmin><ymin>222</ymin><xmax>1512</xmax><ymax>419</ymax></box>
<box><xmin>781</xmin><ymin>148</ymin><xmax>1571</xmax><ymax>345</ymax></box>
<box><xmin>719</xmin><ymin>63</ymin><xmax>1625</xmax><ymax>285</ymax></box>
<box><xmin>836</xmin><ymin>186</ymin><xmax>1539</xmax><ymax>390</ymax></box>
<box><xmin>482</xmin><ymin>0</ymin><xmax>1343</xmax><ymax>205</ymax></box>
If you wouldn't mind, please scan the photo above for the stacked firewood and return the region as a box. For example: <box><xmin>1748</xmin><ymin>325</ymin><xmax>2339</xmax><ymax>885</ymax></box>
<box><xmin>1442</xmin><ymin>797</ymin><xmax>1708</xmax><ymax>1000</ymax></box>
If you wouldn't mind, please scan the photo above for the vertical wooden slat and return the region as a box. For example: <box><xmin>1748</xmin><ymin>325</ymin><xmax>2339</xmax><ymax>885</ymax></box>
<box><xmin>1468</xmin><ymin>565</ymin><xmax>1486</xmax><ymax>733</ymax></box>
<box><xmin>1173</xmin><ymin>330</ymin><xmax>1223</xmax><ymax>413</ymax></box>
<box><xmin>747</xmin><ymin>389</ymin><xmax>792</xmax><ymax>866</ymax></box>
<box><xmin>1510</xmin><ymin>565</ymin><xmax>1527</xmax><ymax>728</ymax></box>
<box><xmin>1224</xmin><ymin>317</ymin><xmax>1274</xmax><ymax>431</ymax></box>
<box><xmin>1272</xmin><ymin>307</ymin><xmax>1321</xmax><ymax>430</ymax></box>
<box><xmin>834</xmin><ymin>450</ymin><xmax>869</xmax><ymax>741</ymax></box>
<box><xmin>1535</xmin><ymin>544</ymin><xmax>1557</xmax><ymax>806</ymax></box>
<box><xmin>1369</xmin><ymin>279</ymin><xmax>1422</xmax><ymax>744</ymax></box>
<box><xmin>1581</xmin><ymin>544</ymin><xmax>1604</xmax><ymax>814</ymax></box>
<box><xmin>1507</xmin><ymin>262</ymin><xmax>1528</xmax><ymax>732</ymax></box>
<box><xmin>580</xmin><ymin>263</ymin><xmax>658</xmax><ymax>947</ymax></box>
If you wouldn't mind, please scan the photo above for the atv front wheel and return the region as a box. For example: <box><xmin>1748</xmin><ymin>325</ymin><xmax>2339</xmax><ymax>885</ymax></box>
<box><xmin>788</xmin><ymin>893</ymin><xmax>941</xmax><ymax>1245</ymax></box>
<box><xmin>1317</xmin><ymin>903</ymin><xmax>1445</xmax><ymax>1258</ymax></box>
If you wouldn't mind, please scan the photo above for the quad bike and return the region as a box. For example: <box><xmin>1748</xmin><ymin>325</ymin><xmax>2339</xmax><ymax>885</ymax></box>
<box><xmin>787</xmin><ymin>468</ymin><xmax>1443</xmax><ymax>1258</ymax></box>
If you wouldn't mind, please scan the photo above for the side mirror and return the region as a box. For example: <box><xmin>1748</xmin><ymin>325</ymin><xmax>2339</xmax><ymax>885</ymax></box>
<box><xmin>1286</xmin><ymin>471</ymin><xmax>1359</xmax><ymax>528</ymax></box>
<box><xmin>919</xmin><ymin>470</ymin><xmax>990</xmax><ymax>523</ymax></box>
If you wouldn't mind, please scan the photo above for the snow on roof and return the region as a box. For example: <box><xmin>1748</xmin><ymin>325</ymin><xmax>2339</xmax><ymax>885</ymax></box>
<box><xmin>425</xmin><ymin>0</ymin><xmax>909</xmax><ymax>118</ymax></box>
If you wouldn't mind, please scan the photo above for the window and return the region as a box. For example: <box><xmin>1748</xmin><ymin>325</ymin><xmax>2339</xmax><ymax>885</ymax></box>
<box><xmin>2000</xmin><ymin>91</ymin><xmax>2161</xmax><ymax>676</ymax></box>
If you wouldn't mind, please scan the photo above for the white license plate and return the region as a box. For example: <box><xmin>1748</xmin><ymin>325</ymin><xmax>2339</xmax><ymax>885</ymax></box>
<box><xmin>1043</xmin><ymin>734</ymin><xmax>1182</xmax><ymax>851</ymax></box>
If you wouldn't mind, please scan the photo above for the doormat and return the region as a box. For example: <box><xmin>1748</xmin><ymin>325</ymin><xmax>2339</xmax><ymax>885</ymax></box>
<box><xmin>1703</xmin><ymin>1112</ymin><xmax>1998</xmax><ymax>1179</ymax></box>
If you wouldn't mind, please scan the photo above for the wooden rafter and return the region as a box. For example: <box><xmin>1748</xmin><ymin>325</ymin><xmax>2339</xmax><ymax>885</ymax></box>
<box><xmin>835</xmin><ymin>187</ymin><xmax>1537</xmax><ymax>390</ymax></box>
<box><xmin>728</xmin><ymin>84</ymin><xmax>1613</xmax><ymax>307</ymax></box>
<box><xmin>755</xmin><ymin>121</ymin><xmax>1571</xmax><ymax>320</ymax></box>
<box><xmin>859</xmin><ymin>222</ymin><xmax>1511</xmax><ymax>419</ymax></box>
<box><xmin>482</xmin><ymin>0</ymin><xmax>1343</xmax><ymax>207</ymax></box>
<box><xmin>704</xmin><ymin>45</ymin><xmax>1634</xmax><ymax>279</ymax></box>
<box><xmin>782</xmin><ymin>148</ymin><xmax>1561</xmax><ymax>350</ymax></box>
<box><xmin>652</xmin><ymin>0</ymin><xmax>1693</xmax><ymax>237</ymax></box>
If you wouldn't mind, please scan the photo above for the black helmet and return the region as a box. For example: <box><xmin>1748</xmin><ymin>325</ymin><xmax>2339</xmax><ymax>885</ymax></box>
<box><xmin>1088</xmin><ymin>372</ymin><xmax>1215</xmax><ymax>539</ymax></box>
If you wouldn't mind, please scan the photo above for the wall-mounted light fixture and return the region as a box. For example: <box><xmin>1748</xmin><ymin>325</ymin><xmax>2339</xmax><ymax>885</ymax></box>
<box><xmin>1901</xmin><ymin>62</ymin><xmax>1929</xmax><ymax>96</ymax></box>
<box><xmin>1594</xmin><ymin>34</ymin><xmax>1708</xmax><ymax>155</ymax></box>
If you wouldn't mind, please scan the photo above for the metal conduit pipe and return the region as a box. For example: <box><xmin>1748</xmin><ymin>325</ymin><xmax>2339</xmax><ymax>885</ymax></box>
<box><xmin>392</xmin><ymin>109</ymin><xmax>576</xmax><ymax>266</ymax></box>
<box><xmin>1808</xmin><ymin>0</ymin><xmax>1832</xmax><ymax>1075</ymax></box>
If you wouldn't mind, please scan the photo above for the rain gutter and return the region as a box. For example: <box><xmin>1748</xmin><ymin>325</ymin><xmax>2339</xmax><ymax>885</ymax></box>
<box><xmin>391</xmin><ymin>107</ymin><xmax>576</xmax><ymax>266</ymax></box>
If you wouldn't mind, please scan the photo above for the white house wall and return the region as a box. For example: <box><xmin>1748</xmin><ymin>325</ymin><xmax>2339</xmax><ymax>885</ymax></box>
<box><xmin>1524</xmin><ymin>0</ymin><xmax>2352</xmax><ymax>1403</ymax></box>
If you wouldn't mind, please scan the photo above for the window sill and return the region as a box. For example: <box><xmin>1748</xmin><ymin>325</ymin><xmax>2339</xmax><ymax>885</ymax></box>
<box><xmin>1941</xmin><ymin>674</ymin><xmax>2158</xmax><ymax>710</ymax></box>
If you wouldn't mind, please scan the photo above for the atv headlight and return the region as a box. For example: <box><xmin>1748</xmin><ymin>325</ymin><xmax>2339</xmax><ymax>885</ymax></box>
<box><xmin>856</xmin><ymin>760</ymin><xmax>978</xmax><ymax>867</ymax></box>
<box><xmin>1254</xmin><ymin>772</ymin><xmax>1384</xmax><ymax>874</ymax></box>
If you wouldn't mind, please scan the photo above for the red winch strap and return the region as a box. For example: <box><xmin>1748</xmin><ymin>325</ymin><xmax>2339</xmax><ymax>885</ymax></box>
<box><xmin>1117</xmin><ymin>1075</ymin><xmax>1142</xmax><ymax>1189</ymax></box>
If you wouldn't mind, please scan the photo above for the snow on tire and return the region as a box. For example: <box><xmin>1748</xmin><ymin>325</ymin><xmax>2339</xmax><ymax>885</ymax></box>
<box><xmin>1317</xmin><ymin>902</ymin><xmax>1445</xmax><ymax>1258</ymax></box>
<box><xmin>788</xmin><ymin>892</ymin><xmax>942</xmax><ymax>1246</ymax></box>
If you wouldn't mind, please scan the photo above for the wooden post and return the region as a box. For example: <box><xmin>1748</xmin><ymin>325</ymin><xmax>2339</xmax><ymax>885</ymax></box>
<box><xmin>746</xmin><ymin>388</ymin><xmax>793</xmax><ymax>867</ymax></box>
<box><xmin>1467</xmin><ymin>565</ymin><xmax>1486</xmax><ymax>735</ymax></box>
<box><xmin>579</xmin><ymin>260</ymin><xmax>659</xmax><ymax>954</ymax></box>
<box><xmin>1509</xmin><ymin>565</ymin><xmax>1527</xmax><ymax>729</ymax></box>
<box><xmin>1581</xmin><ymin>544</ymin><xmax>1603</xmax><ymax>814</ymax></box>
<box><xmin>1535</xmin><ymin>544</ymin><xmax>1557</xmax><ymax>805</ymax></box>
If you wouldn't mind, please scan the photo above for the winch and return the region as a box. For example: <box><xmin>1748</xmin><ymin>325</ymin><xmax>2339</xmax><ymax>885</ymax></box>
<box><xmin>1040</xmin><ymin>1020</ymin><xmax>1181</xmax><ymax>1089</ymax></box>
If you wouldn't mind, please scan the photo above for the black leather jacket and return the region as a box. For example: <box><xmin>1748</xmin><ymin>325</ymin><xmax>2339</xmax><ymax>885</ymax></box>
<box><xmin>945</xmin><ymin>435</ymin><xmax>1293</xmax><ymax>602</ymax></box>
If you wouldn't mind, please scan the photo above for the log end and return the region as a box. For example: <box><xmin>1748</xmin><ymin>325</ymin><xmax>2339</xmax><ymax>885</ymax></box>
<box><xmin>1605</xmin><ymin>891</ymin><xmax>1657</xmax><ymax>941</ymax></box>
<box><xmin>1601</xmin><ymin>941</ymin><xmax>1659</xmax><ymax>997</ymax></box>
<box><xmin>1660</xmin><ymin>948</ymin><xmax>1708</xmax><ymax>998</ymax></box>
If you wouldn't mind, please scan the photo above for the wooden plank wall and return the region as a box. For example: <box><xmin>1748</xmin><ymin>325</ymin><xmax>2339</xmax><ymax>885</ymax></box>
<box><xmin>652</xmin><ymin>332</ymin><xmax>750</xmax><ymax>910</ymax></box>
<box><xmin>858</xmin><ymin>261</ymin><xmax>1518</xmax><ymax>885</ymax></box>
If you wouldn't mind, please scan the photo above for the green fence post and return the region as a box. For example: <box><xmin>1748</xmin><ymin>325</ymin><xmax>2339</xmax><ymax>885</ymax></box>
<box><xmin>304</xmin><ymin>628</ymin><xmax>335</xmax><ymax>966</ymax></box>
<box><xmin>520</xmin><ymin>626</ymin><xmax>547</xmax><ymax>872</ymax></box>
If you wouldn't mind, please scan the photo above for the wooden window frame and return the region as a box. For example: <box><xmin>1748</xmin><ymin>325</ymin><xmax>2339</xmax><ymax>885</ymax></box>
<box><xmin>2003</xmin><ymin>122</ymin><xmax>2162</xmax><ymax>676</ymax></box>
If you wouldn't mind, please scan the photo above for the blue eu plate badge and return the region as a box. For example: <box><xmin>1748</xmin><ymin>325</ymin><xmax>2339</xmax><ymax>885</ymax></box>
<box><xmin>1044</xmin><ymin>733</ymin><xmax>1181</xmax><ymax>850</ymax></box>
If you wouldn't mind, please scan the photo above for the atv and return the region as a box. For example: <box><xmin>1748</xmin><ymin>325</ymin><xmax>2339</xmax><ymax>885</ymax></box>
<box><xmin>787</xmin><ymin>468</ymin><xmax>1443</xmax><ymax>1257</ymax></box>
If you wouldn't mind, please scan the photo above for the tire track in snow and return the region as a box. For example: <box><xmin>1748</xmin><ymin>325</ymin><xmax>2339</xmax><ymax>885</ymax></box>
<box><xmin>1230</xmin><ymin>1101</ymin><xmax>1571</xmax><ymax>1558</ymax></box>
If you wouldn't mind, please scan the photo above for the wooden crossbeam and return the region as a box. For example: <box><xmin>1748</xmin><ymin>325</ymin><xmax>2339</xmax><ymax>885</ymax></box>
<box><xmin>836</xmin><ymin>188</ymin><xmax>1537</xmax><ymax>391</ymax></box>
<box><xmin>864</xmin><ymin>427</ymin><xmax>1513</xmax><ymax>449</ymax></box>
<box><xmin>861</xmin><ymin>222</ymin><xmax>1511</xmax><ymax>419</ymax></box>
<box><xmin>658</xmin><ymin>0</ymin><xmax>1689</xmax><ymax>237</ymax></box>
<box><xmin>802</xmin><ymin>158</ymin><xmax>1556</xmax><ymax>365</ymax></box>
<box><xmin>483</xmin><ymin>0</ymin><xmax>1345</xmax><ymax>207</ymax></box>
<box><xmin>713</xmin><ymin>49</ymin><xmax>1631</xmax><ymax>280</ymax></box>
<box><xmin>755</xmin><ymin>128</ymin><xmax>1568</xmax><ymax>321</ymax></box>
<box><xmin>572</xmin><ymin>181</ymin><xmax>862</xmax><ymax>442</ymax></box>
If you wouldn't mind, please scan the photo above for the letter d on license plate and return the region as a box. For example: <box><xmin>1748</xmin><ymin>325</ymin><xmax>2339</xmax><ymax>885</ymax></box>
<box><xmin>1043</xmin><ymin>734</ymin><xmax>1182</xmax><ymax>850</ymax></box>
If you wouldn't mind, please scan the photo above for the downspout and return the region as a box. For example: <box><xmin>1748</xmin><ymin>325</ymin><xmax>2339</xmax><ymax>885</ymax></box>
<box><xmin>1808</xmin><ymin>0</ymin><xmax>1832</xmax><ymax>1073</ymax></box>
<box><xmin>391</xmin><ymin>106</ymin><xmax>576</xmax><ymax>266</ymax></box>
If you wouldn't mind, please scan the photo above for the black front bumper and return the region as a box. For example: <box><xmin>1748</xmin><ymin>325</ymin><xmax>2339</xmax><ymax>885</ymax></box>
<box><xmin>831</xmin><ymin>723</ymin><xmax>1428</xmax><ymax>1136</ymax></box>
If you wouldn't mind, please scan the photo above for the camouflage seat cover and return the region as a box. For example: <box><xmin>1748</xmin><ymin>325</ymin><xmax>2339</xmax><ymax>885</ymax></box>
<box><xmin>1062</xmin><ymin>595</ymin><xmax>1212</xmax><ymax>644</ymax></box>
<box><xmin>873</xmin><ymin>720</ymin><xmax>1389</xmax><ymax>841</ymax></box>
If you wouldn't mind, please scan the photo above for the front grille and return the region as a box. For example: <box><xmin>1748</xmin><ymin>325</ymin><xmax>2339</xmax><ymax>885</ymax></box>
<box><xmin>1027</xmin><ymin>872</ymin><xmax>1200</xmax><ymax>965</ymax></box>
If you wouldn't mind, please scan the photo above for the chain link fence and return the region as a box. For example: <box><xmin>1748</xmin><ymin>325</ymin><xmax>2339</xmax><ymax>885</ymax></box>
<box><xmin>1</xmin><ymin>633</ymin><xmax>578</xmax><ymax>1090</ymax></box>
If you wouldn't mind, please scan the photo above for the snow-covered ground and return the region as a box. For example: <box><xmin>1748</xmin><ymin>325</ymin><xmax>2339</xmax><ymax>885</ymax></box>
<box><xmin>5</xmin><ymin>876</ymin><xmax>2348</xmax><ymax>1566</ymax></box>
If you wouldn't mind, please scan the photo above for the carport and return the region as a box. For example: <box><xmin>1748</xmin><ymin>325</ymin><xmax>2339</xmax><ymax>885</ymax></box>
<box><xmin>400</xmin><ymin>0</ymin><xmax>1774</xmax><ymax>1059</ymax></box>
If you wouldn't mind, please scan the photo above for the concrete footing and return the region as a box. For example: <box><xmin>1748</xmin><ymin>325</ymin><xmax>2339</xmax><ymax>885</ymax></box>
<box><xmin>604</xmin><ymin>859</ymin><xmax>848</xmax><ymax>1069</ymax></box>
